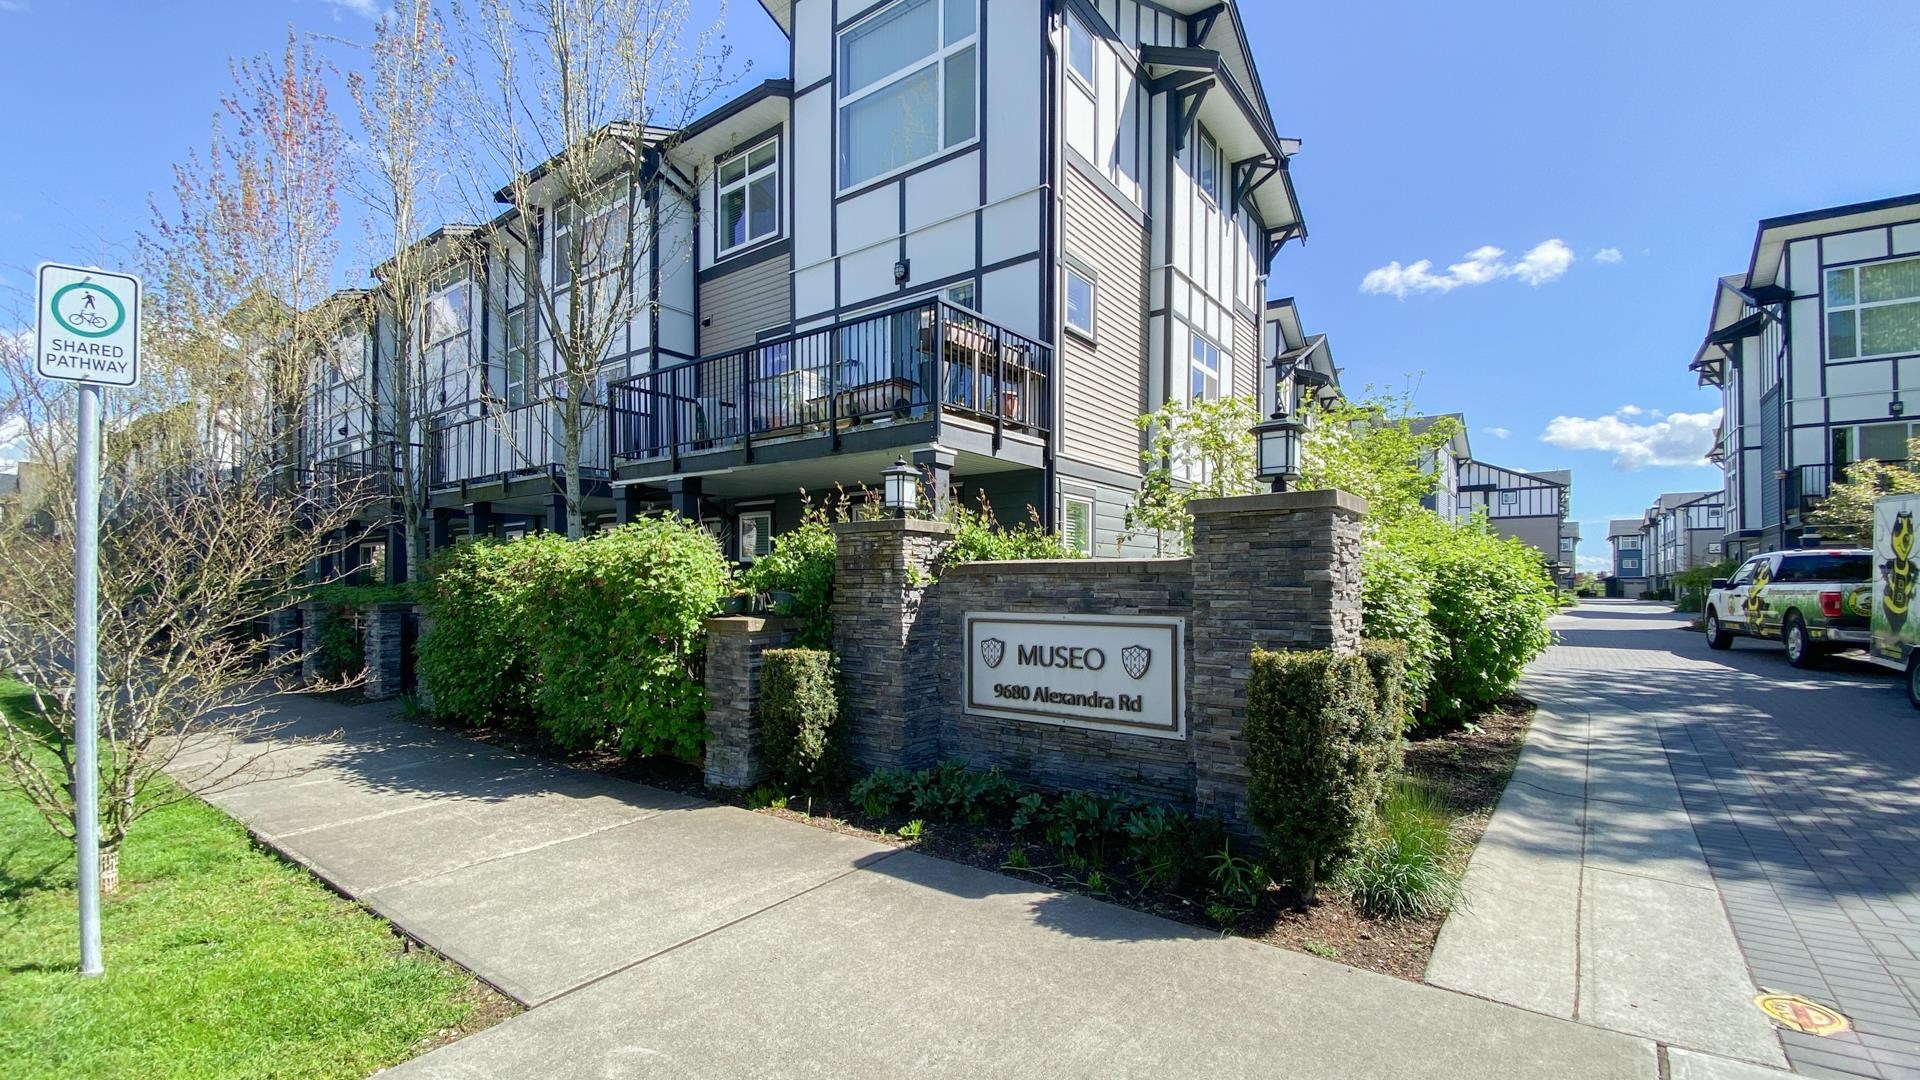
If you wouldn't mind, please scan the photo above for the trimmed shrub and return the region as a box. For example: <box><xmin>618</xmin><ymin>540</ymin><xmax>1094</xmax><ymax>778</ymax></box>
<box><xmin>1359</xmin><ymin>542</ymin><xmax>1440</xmax><ymax>711</ymax></box>
<box><xmin>418</xmin><ymin>535</ymin><xmax>565</xmax><ymax>728</ymax></box>
<box><xmin>1360</xmin><ymin>639</ymin><xmax>1410</xmax><ymax>777</ymax></box>
<box><xmin>526</xmin><ymin>519</ymin><xmax>729</xmax><ymax>758</ymax></box>
<box><xmin>741</xmin><ymin>516</ymin><xmax>837</xmax><ymax>648</ymax></box>
<box><xmin>1244</xmin><ymin>647</ymin><xmax>1384</xmax><ymax>902</ymax></box>
<box><xmin>759</xmin><ymin>648</ymin><xmax>842</xmax><ymax>790</ymax></box>
<box><xmin>1380</xmin><ymin>513</ymin><xmax>1556</xmax><ymax>728</ymax></box>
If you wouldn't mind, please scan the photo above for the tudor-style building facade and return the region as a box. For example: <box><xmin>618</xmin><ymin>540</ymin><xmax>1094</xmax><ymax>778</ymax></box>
<box><xmin>1693</xmin><ymin>193</ymin><xmax>1920</xmax><ymax>559</ymax></box>
<box><xmin>1454</xmin><ymin>459</ymin><xmax>1575</xmax><ymax>587</ymax></box>
<box><xmin>303</xmin><ymin>0</ymin><xmax>1316</xmax><ymax>572</ymax></box>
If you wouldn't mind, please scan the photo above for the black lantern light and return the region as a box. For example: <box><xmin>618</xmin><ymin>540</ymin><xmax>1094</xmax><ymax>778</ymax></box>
<box><xmin>882</xmin><ymin>456</ymin><xmax>918</xmax><ymax>519</ymax></box>
<box><xmin>1253</xmin><ymin>351</ymin><xmax>1325</xmax><ymax>493</ymax></box>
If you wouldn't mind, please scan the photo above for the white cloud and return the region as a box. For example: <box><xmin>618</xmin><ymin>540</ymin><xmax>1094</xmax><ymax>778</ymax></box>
<box><xmin>1540</xmin><ymin>406</ymin><xmax>1723</xmax><ymax>470</ymax></box>
<box><xmin>0</xmin><ymin>0</ymin><xmax>30</xmax><ymax>13</ymax></box>
<box><xmin>1594</xmin><ymin>247</ymin><xmax>1623</xmax><ymax>264</ymax></box>
<box><xmin>1577</xmin><ymin>553</ymin><xmax>1612</xmax><ymax>572</ymax></box>
<box><xmin>1361</xmin><ymin>237</ymin><xmax>1576</xmax><ymax>298</ymax></box>
<box><xmin>1484</xmin><ymin>426</ymin><xmax>1512</xmax><ymax>439</ymax></box>
<box><xmin>320</xmin><ymin>0</ymin><xmax>380</xmax><ymax>17</ymax></box>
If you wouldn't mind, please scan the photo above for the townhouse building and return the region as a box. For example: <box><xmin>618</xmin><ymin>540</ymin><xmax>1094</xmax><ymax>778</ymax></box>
<box><xmin>304</xmin><ymin>0</ymin><xmax>1320</xmax><ymax>575</ymax></box>
<box><xmin>1455</xmin><ymin>459</ymin><xmax>1576</xmax><ymax>587</ymax></box>
<box><xmin>1693</xmin><ymin>192</ymin><xmax>1920</xmax><ymax>558</ymax></box>
<box><xmin>1413</xmin><ymin>413</ymin><xmax>1471</xmax><ymax>523</ymax></box>
<box><xmin>1637</xmin><ymin>489</ymin><xmax>1724</xmax><ymax>592</ymax></box>
<box><xmin>1607</xmin><ymin>518</ymin><xmax>1646</xmax><ymax>598</ymax></box>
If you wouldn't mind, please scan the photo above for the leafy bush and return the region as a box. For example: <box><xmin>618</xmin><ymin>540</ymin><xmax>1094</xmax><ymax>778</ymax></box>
<box><xmin>1359</xmin><ymin>545</ymin><xmax>1439</xmax><ymax>711</ymax></box>
<box><xmin>1672</xmin><ymin>559</ymin><xmax>1737</xmax><ymax>614</ymax></box>
<box><xmin>1380</xmin><ymin>513</ymin><xmax>1556</xmax><ymax>728</ymax></box>
<box><xmin>740</xmin><ymin>504</ymin><xmax>840</xmax><ymax>648</ymax></box>
<box><xmin>758</xmin><ymin>649</ymin><xmax>842</xmax><ymax>791</ymax></box>
<box><xmin>308</xmin><ymin>604</ymin><xmax>364</xmax><ymax>680</ymax></box>
<box><xmin>1336</xmin><ymin>780</ymin><xmax>1462</xmax><ymax>920</ymax></box>
<box><xmin>418</xmin><ymin>535</ymin><xmax>565</xmax><ymax>728</ymax></box>
<box><xmin>851</xmin><ymin>768</ymin><xmax>914</xmax><ymax>818</ymax></box>
<box><xmin>942</xmin><ymin>496</ymin><xmax>1077</xmax><ymax>567</ymax></box>
<box><xmin>1244</xmin><ymin>647</ymin><xmax>1387</xmax><ymax>902</ymax></box>
<box><xmin>526</xmin><ymin>519</ymin><xmax>730</xmax><ymax>758</ymax></box>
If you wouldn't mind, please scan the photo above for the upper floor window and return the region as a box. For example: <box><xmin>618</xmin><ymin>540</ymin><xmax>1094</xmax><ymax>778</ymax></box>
<box><xmin>1064</xmin><ymin>265</ymin><xmax>1096</xmax><ymax>340</ymax></box>
<box><xmin>329</xmin><ymin>331</ymin><xmax>365</xmax><ymax>381</ymax></box>
<box><xmin>1196</xmin><ymin>129</ymin><xmax>1221</xmax><ymax>206</ymax></box>
<box><xmin>1618</xmin><ymin>537</ymin><xmax>1641</xmax><ymax>550</ymax></box>
<box><xmin>717</xmin><ymin>139</ymin><xmax>779</xmax><ymax>257</ymax></box>
<box><xmin>556</xmin><ymin>186</ymin><xmax>629</xmax><ymax>292</ymax></box>
<box><xmin>503</xmin><ymin>307</ymin><xmax>530</xmax><ymax>408</ymax></box>
<box><xmin>1498</xmin><ymin>491</ymin><xmax>1519</xmax><ymax>507</ymax></box>
<box><xmin>838</xmin><ymin>0</ymin><xmax>978</xmax><ymax>190</ymax></box>
<box><xmin>1189</xmin><ymin>330</ymin><xmax>1222</xmax><ymax>402</ymax></box>
<box><xmin>1066</xmin><ymin>14</ymin><xmax>1095</xmax><ymax>89</ymax></box>
<box><xmin>1827</xmin><ymin>256</ymin><xmax>1920</xmax><ymax>360</ymax></box>
<box><xmin>424</xmin><ymin>273</ymin><xmax>469</xmax><ymax>347</ymax></box>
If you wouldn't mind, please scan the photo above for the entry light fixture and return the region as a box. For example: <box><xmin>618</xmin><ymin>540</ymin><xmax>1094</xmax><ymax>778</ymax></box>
<box><xmin>882</xmin><ymin>456</ymin><xmax>918</xmax><ymax>519</ymax></box>
<box><xmin>1892</xmin><ymin>397</ymin><xmax>1906</xmax><ymax>417</ymax></box>
<box><xmin>1253</xmin><ymin>409</ymin><xmax>1303</xmax><ymax>493</ymax></box>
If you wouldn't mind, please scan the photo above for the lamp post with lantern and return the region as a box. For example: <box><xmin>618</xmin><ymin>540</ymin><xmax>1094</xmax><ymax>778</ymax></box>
<box><xmin>882</xmin><ymin>456</ymin><xmax>919</xmax><ymax>519</ymax></box>
<box><xmin>1252</xmin><ymin>353</ymin><xmax>1330</xmax><ymax>493</ymax></box>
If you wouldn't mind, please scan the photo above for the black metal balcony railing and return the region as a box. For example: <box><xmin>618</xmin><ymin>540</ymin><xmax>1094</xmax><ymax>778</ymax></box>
<box><xmin>303</xmin><ymin>444</ymin><xmax>406</xmax><ymax>505</ymax></box>
<box><xmin>1787</xmin><ymin>464</ymin><xmax>1834</xmax><ymax>514</ymax></box>
<box><xmin>609</xmin><ymin>298</ymin><xmax>1050</xmax><ymax>464</ymax></box>
<box><xmin>428</xmin><ymin>400</ymin><xmax>610</xmax><ymax>490</ymax></box>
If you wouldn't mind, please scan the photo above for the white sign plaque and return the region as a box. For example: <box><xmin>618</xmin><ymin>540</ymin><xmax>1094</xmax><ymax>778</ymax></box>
<box><xmin>36</xmin><ymin>263</ymin><xmax>142</xmax><ymax>388</ymax></box>
<box><xmin>963</xmin><ymin>612</ymin><xmax>1185</xmax><ymax>739</ymax></box>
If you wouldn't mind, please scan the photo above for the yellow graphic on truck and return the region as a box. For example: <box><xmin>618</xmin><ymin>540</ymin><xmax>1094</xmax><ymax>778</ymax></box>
<box><xmin>1883</xmin><ymin>510</ymin><xmax>1915</xmax><ymax>631</ymax></box>
<box><xmin>1744</xmin><ymin>558</ymin><xmax>1772</xmax><ymax>627</ymax></box>
<box><xmin>1872</xmin><ymin>495</ymin><xmax>1920</xmax><ymax>665</ymax></box>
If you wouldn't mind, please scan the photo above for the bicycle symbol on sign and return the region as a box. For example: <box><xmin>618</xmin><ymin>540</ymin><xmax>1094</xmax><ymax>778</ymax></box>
<box><xmin>51</xmin><ymin>281</ymin><xmax>125</xmax><ymax>339</ymax></box>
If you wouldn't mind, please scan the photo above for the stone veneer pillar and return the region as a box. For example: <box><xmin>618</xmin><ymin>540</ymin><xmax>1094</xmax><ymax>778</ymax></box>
<box><xmin>701</xmin><ymin>616</ymin><xmax>798</xmax><ymax>790</ymax></box>
<box><xmin>830</xmin><ymin>518</ymin><xmax>954</xmax><ymax>772</ymax></box>
<box><xmin>266</xmin><ymin>605</ymin><xmax>303</xmax><ymax>681</ymax></box>
<box><xmin>298</xmin><ymin>601</ymin><xmax>325</xmax><ymax>685</ymax></box>
<box><xmin>363</xmin><ymin>602</ymin><xmax>412</xmax><ymax>701</ymax></box>
<box><xmin>1187</xmin><ymin>489</ymin><xmax>1367</xmax><ymax>835</ymax></box>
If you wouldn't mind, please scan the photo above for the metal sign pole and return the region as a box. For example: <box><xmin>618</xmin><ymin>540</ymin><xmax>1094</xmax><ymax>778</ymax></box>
<box><xmin>73</xmin><ymin>382</ymin><xmax>103</xmax><ymax>977</ymax></box>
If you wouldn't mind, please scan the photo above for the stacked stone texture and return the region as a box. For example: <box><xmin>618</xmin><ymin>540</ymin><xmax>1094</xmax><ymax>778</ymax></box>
<box><xmin>266</xmin><ymin>606</ymin><xmax>302</xmax><ymax>681</ymax></box>
<box><xmin>702</xmin><ymin>616</ymin><xmax>797</xmax><ymax>790</ymax></box>
<box><xmin>298</xmin><ymin>602</ymin><xmax>324</xmax><ymax>685</ymax></box>
<box><xmin>830</xmin><ymin>519</ymin><xmax>953</xmax><ymax>771</ymax></box>
<box><xmin>929</xmin><ymin>559</ymin><xmax>1196</xmax><ymax>807</ymax></box>
<box><xmin>1186</xmin><ymin>490</ymin><xmax>1367</xmax><ymax>835</ymax></box>
<box><xmin>363</xmin><ymin>603</ymin><xmax>411</xmax><ymax>701</ymax></box>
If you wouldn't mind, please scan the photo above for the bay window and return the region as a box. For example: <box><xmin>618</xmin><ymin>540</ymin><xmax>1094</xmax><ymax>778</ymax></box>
<box><xmin>838</xmin><ymin>0</ymin><xmax>978</xmax><ymax>190</ymax></box>
<box><xmin>717</xmin><ymin>139</ymin><xmax>779</xmax><ymax>256</ymax></box>
<box><xmin>1827</xmin><ymin>256</ymin><xmax>1920</xmax><ymax>360</ymax></box>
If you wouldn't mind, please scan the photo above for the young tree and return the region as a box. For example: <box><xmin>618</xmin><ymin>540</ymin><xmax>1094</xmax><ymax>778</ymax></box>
<box><xmin>1807</xmin><ymin>437</ymin><xmax>1920</xmax><ymax>543</ymax></box>
<box><xmin>1124</xmin><ymin>394</ymin><xmax>1261</xmax><ymax>549</ymax></box>
<box><xmin>345</xmin><ymin>0</ymin><xmax>456</xmax><ymax>577</ymax></box>
<box><xmin>1298</xmin><ymin>390</ymin><xmax>1460</xmax><ymax>528</ymax></box>
<box><xmin>442</xmin><ymin>0</ymin><xmax>734</xmax><ymax>537</ymax></box>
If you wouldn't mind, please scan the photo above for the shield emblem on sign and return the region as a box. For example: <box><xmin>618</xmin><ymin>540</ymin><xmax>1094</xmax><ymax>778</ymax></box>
<box><xmin>980</xmin><ymin>637</ymin><xmax>1005</xmax><ymax>668</ymax></box>
<box><xmin>1122</xmin><ymin>645</ymin><xmax>1151</xmax><ymax>680</ymax></box>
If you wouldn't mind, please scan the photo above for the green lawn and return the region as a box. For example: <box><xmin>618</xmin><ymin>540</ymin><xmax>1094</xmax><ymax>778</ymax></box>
<box><xmin>0</xmin><ymin>708</ymin><xmax>500</xmax><ymax>1078</ymax></box>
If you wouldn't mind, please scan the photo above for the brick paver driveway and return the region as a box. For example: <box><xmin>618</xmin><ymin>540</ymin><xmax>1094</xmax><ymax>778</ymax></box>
<box><xmin>1528</xmin><ymin>600</ymin><xmax>1920</xmax><ymax>1078</ymax></box>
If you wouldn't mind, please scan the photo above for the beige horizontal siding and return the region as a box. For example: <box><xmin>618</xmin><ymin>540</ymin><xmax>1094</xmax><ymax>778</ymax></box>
<box><xmin>699</xmin><ymin>252</ymin><xmax>792</xmax><ymax>355</ymax></box>
<box><xmin>1062</xmin><ymin>168</ymin><xmax>1148</xmax><ymax>475</ymax></box>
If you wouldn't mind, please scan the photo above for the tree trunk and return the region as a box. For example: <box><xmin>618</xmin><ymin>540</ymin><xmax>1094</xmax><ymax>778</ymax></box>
<box><xmin>563</xmin><ymin>385</ymin><xmax>584</xmax><ymax>540</ymax></box>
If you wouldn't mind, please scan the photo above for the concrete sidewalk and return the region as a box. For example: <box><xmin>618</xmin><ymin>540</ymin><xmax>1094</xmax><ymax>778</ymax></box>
<box><xmin>178</xmin><ymin>694</ymin><xmax>1669</xmax><ymax>1079</ymax></box>
<box><xmin>1428</xmin><ymin>602</ymin><xmax>1789</xmax><ymax>1070</ymax></box>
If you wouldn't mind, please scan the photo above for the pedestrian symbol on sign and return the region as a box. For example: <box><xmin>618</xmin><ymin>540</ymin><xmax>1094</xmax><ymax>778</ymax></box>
<box><xmin>52</xmin><ymin>280</ymin><xmax>125</xmax><ymax>338</ymax></box>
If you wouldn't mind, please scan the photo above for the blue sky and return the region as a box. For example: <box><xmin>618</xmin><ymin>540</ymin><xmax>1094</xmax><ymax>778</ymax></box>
<box><xmin>3</xmin><ymin>0</ymin><xmax>1918</xmax><ymax>569</ymax></box>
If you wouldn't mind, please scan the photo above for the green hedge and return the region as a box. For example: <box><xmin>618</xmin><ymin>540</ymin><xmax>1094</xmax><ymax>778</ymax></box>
<box><xmin>741</xmin><ymin>518</ymin><xmax>837</xmax><ymax>649</ymax></box>
<box><xmin>1359</xmin><ymin>542</ymin><xmax>1440</xmax><ymax>712</ymax></box>
<box><xmin>418</xmin><ymin>520</ymin><xmax>728</xmax><ymax>757</ymax></box>
<box><xmin>758</xmin><ymin>648</ymin><xmax>842</xmax><ymax>790</ymax></box>
<box><xmin>303</xmin><ymin>583</ymin><xmax>415</xmax><ymax>682</ymax></box>
<box><xmin>1244</xmin><ymin>645</ymin><xmax>1400</xmax><ymax>902</ymax></box>
<box><xmin>418</xmin><ymin>536</ymin><xmax>563</xmax><ymax>728</ymax></box>
<box><xmin>1367</xmin><ymin>513</ymin><xmax>1556</xmax><ymax>729</ymax></box>
<box><xmin>527</xmin><ymin>519</ymin><xmax>730</xmax><ymax>758</ymax></box>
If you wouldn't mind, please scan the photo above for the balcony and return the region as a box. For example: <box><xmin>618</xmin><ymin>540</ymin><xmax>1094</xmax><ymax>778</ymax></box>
<box><xmin>303</xmin><ymin>443</ymin><xmax>409</xmax><ymax>508</ymax></box>
<box><xmin>429</xmin><ymin>400</ymin><xmax>610</xmax><ymax>490</ymax></box>
<box><xmin>609</xmin><ymin>299</ymin><xmax>1050</xmax><ymax>468</ymax></box>
<box><xmin>1786</xmin><ymin>464</ymin><xmax>1833</xmax><ymax>516</ymax></box>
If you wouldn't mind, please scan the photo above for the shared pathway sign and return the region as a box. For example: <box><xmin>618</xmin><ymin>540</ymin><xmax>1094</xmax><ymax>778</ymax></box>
<box><xmin>35</xmin><ymin>262</ymin><xmax>142</xmax><ymax>978</ymax></box>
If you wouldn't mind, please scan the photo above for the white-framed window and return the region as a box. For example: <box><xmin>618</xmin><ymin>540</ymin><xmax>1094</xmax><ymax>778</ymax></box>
<box><xmin>837</xmin><ymin>0</ymin><xmax>978</xmax><ymax>191</ymax></box>
<box><xmin>716</xmin><ymin>139</ymin><xmax>779</xmax><ymax>257</ymax></box>
<box><xmin>1063</xmin><ymin>496</ymin><xmax>1094</xmax><ymax>557</ymax></box>
<box><xmin>1196</xmin><ymin>128</ymin><xmax>1221</xmax><ymax>206</ymax></box>
<box><xmin>503</xmin><ymin>307</ymin><xmax>530</xmax><ymax>408</ymax></box>
<box><xmin>1559</xmin><ymin>537</ymin><xmax>1576</xmax><ymax>553</ymax></box>
<box><xmin>1065</xmin><ymin>13</ymin><xmax>1095</xmax><ymax>89</ymax></box>
<box><xmin>1064</xmin><ymin>265</ymin><xmax>1096</xmax><ymax>340</ymax></box>
<box><xmin>738</xmin><ymin>509</ymin><xmax>773</xmax><ymax>562</ymax></box>
<box><xmin>1835</xmin><ymin>421</ymin><xmax>1918</xmax><ymax>466</ymax></box>
<box><xmin>1498</xmin><ymin>490</ymin><xmax>1519</xmax><ymax>507</ymax></box>
<box><xmin>554</xmin><ymin>184</ymin><xmax>630</xmax><ymax>293</ymax></box>
<box><xmin>1188</xmin><ymin>330</ymin><xmax>1222</xmax><ymax>402</ymax></box>
<box><xmin>423</xmin><ymin>269</ymin><xmax>471</xmax><ymax>407</ymax></box>
<box><xmin>1827</xmin><ymin>256</ymin><xmax>1920</xmax><ymax>360</ymax></box>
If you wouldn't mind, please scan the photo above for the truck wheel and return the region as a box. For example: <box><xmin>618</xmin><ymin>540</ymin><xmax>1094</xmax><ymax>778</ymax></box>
<box><xmin>1784</xmin><ymin>613</ymin><xmax>1819</xmax><ymax>668</ymax></box>
<box><xmin>1907</xmin><ymin>657</ymin><xmax>1920</xmax><ymax>710</ymax></box>
<box><xmin>1705</xmin><ymin>609</ymin><xmax>1733</xmax><ymax>650</ymax></box>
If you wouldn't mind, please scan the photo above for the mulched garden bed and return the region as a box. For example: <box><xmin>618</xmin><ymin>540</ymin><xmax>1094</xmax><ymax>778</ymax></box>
<box><xmin>400</xmin><ymin>697</ymin><xmax>1534</xmax><ymax>985</ymax></box>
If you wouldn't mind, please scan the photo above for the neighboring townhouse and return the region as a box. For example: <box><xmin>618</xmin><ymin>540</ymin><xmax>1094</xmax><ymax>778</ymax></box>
<box><xmin>1692</xmin><ymin>192</ymin><xmax>1920</xmax><ymax>559</ymax></box>
<box><xmin>305</xmin><ymin>0</ymin><xmax>1314</xmax><ymax>573</ymax></box>
<box><xmin>1637</xmin><ymin>490</ymin><xmax>1724</xmax><ymax>592</ymax></box>
<box><xmin>1455</xmin><ymin>459</ymin><xmax>1575</xmax><ymax>585</ymax></box>
<box><xmin>1607</xmin><ymin>518</ymin><xmax>1647</xmax><ymax>598</ymax></box>
<box><xmin>1412</xmin><ymin>413</ymin><xmax>1471</xmax><ymax>522</ymax></box>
